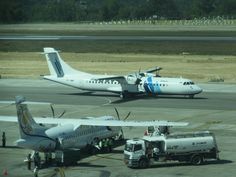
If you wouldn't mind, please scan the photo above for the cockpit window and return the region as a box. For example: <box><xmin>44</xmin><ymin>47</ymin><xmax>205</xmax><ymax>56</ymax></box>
<box><xmin>183</xmin><ymin>82</ymin><xmax>195</xmax><ymax>85</ymax></box>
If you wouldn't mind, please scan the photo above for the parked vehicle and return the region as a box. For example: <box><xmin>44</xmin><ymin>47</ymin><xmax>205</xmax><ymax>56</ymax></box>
<box><xmin>124</xmin><ymin>131</ymin><xmax>219</xmax><ymax>168</ymax></box>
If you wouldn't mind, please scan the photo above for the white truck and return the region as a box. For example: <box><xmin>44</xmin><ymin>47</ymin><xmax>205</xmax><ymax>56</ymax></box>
<box><xmin>124</xmin><ymin>131</ymin><xmax>219</xmax><ymax>168</ymax></box>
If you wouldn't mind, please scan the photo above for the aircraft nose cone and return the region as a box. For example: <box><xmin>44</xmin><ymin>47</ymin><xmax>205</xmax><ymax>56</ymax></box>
<box><xmin>196</xmin><ymin>86</ymin><xmax>203</xmax><ymax>94</ymax></box>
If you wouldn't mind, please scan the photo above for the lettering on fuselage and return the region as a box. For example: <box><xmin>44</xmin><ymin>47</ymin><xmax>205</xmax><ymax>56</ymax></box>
<box><xmin>192</xmin><ymin>141</ymin><xmax>207</xmax><ymax>146</ymax></box>
<box><xmin>167</xmin><ymin>145</ymin><xmax>179</xmax><ymax>150</ymax></box>
<box><xmin>88</xmin><ymin>79</ymin><xmax>119</xmax><ymax>85</ymax></box>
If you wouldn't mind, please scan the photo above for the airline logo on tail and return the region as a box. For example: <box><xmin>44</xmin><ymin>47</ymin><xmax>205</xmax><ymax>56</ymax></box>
<box><xmin>47</xmin><ymin>53</ymin><xmax>64</xmax><ymax>77</ymax></box>
<box><xmin>22</xmin><ymin>110</ymin><xmax>33</xmax><ymax>134</ymax></box>
<box><xmin>18</xmin><ymin>106</ymin><xmax>33</xmax><ymax>134</ymax></box>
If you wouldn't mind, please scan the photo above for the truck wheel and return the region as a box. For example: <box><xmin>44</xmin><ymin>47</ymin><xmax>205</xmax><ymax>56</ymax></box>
<box><xmin>191</xmin><ymin>155</ymin><xmax>202</xmax><ymax>165</ymax></box>
<box><xmin>139</xmin><ymin>158</ymin><xmax>149</xmax><ymax>168</ymax></box>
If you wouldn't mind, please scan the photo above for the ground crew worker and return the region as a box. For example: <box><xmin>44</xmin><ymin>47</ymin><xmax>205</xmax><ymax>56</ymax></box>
<box><xmin>34</xmin><ymin>152</ymin><xmax>41</xmax><ymax>168</ymax></box>
<box><xmin>100</xmin><ymin>139</ymin><xmax>106</xmax><ymax>152</ymax></box>
<box><xmin>48</xmin><ymin>152</ymin><xmax>52</xmax><ymax>164</ymax></box>
<box><xmin>2</xmin><ymin>132</ymin><xmax>6</xmax><ymax>147</ymax></box>
<box><xmin>27</xmin><ymin>153</ymin><xmax>32</xmax><ymax>170</ymax></box>
<box><xmin>44</xmin><ymin>153</ymin><xmax>49</xmax><ymax>165</ymax></box>
<box><xmin>108</xmin><ymin>138</ymin><xmax>113</xmax><ymax>152</ymax></box>
<box><xmin>104</xmin><ymin>138</ymin><xmax>109</xmax><ymax>152</ymax></box>
<box><xmin>33</xmin><ymin>166</ymin><xmax>39</xmax><ymax>177</ymax></box>
<box><xmin>98</xmin><ymin>140</ymin><xmax>102</xmax><ymax>151</ymax></box>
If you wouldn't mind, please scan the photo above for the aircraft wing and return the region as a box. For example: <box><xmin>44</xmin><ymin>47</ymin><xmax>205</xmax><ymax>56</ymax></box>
<box><xmin>145</xmin><ymin>67</ymin><xmax>162</xmax><ymax>74</ymax></box>
<box><xmin>0</xmin><ymin>115</ymin><xmax>188</xmax><ymax>129</ymax></box>
<box><xmin>69</xmin><ymin>119</ymin><xmax>189</xmax><ymax>127</ymax></box>
<box><xmin>92</xmin><ymin>67</ymin><xmax>162</xmax><ymax>84</ymax></box>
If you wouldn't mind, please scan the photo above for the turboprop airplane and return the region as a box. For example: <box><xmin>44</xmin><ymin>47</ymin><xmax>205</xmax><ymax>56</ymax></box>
<box><xmin>42</xmin><ymin>47</ymin><xmax>202</xmax><ymax>99</ymax></box>
<box><xmin>0</xmin><ymin>96</ymin><xmax>188</xmax><ymax>154</ymax></box>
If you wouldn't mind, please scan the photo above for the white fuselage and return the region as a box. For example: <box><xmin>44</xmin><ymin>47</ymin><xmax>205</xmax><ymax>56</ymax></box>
<box><xmin>44</xmin><ymin>74</ymin><xmax>202</xmax><ymax>96</ymax></box>
<box><xmin>43</xmin><ymin>47</ymin><xmax>202</xmax><ymax>97</ymax></box>
<box><xmin>17</xmin><ymin>122</ymin><xmax>120</xmax><ymax>152</ymax></box>
<box><xmin>62</xmin><ymin>126</ymin><xmax>118</xmax><ymax>149</ymax></box>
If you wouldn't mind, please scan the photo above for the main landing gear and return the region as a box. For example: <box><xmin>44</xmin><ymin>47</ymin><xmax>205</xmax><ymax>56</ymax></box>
<box><xmin>120</xmin><ymin>91</ymin><xmax>129</xmax><ymax>99</ymax></box>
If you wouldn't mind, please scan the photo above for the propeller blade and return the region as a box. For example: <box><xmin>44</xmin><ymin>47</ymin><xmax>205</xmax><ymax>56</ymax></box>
<box><xmin>114</xmin><ymin>107</ymin><xmax>120</xmax><ymax>120</ymax></box>
<box><xmin>50</xmin><ymin>104</ymin><xmax>55</xmax><ymax>118</ymax></box>
<box><xmin>58</xmin><ymin>110</ymin><xmax>66</xmax><ymax>118</ymax></box>
<box><xmin>124</xmin><ymin>112</ymin><xmax>131</xmax><ymax>121</ymax></box>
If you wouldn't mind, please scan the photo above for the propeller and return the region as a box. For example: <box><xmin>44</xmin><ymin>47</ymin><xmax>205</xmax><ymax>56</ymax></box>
<box><xmin>50</xmin><ymin>104</ymin><xmax>66</xmax><ymax>118</ymax></box>
<box><xmin>50</xmin><ymin>104</ymin><xmax>55</xmax><ymax>118</ymax></box>
<box><xmin>114</xmin><ymin>108</ymin><xmax>131</xmax><ymax>139</ymax></box>
<box><xmin>114</xmin><ymin>107</ymin><xmax>120</xmax><ymax>120</ymax></box>
<box><xmin>124</xmin><ymin>112</ymin><xmax>131</xmax><ymax>121</ymax></box>
<box><xmin>58</xmin><ymin>110</ymin><xmax>66</xmax><ymax>118</ymax></box>
<box><xmin>134</xmin><ymin>68</ymin><xmax>142</xmax><ymax>85</ymax></box>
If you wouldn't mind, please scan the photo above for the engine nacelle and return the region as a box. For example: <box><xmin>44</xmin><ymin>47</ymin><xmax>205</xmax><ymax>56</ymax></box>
<box><xmin>126</xmin><ymin>75</ymin><xmax>139</xmax><ymax>84</ymax></box>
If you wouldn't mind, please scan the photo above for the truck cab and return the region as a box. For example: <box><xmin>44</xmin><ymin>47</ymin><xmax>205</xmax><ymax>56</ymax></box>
<box><xmin>124</xmin><ymin>136</ymin><xmax>166</xmax><ymax>168</ymax></box>
<box><xmin>124</xmin><ymin>138</ymin><xmax>146</xmax><ymax>168</ymax></box>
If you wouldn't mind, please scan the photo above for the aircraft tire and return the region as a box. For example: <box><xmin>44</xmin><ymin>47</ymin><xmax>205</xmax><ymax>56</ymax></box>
<box><xmin>120</xmin><ymin>91</ymin><xmax>128</xmax><ymax>99</ymax></box>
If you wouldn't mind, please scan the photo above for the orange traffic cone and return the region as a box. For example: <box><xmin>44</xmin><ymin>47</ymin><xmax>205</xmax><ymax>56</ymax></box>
<box><xmin>3</xmin><ymin>168</ymin><xmax>8</xmax><ymax>176</ymax></box>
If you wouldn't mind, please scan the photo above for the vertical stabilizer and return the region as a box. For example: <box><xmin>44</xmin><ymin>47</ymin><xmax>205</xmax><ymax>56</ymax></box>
<box><xmin>43</xmin><ymin>47</ymin><xmax>87</xmax><ymax>77</ymax></box>
<box><xmin>15</xmin><ymin>96</ymin><xmax>43</xmax><ymax>138</ymax></box>
<box><xmin>15</xmin><ymin>96</ymin><xmax>57</xmax><ymax>152</ymax></box>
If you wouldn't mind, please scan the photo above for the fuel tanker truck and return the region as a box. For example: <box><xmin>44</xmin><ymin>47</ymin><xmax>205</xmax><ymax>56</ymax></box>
<box><xmin>124</xmin><ymin>131</ymin><xmax>219</xmax><ymax>168</ymax></box>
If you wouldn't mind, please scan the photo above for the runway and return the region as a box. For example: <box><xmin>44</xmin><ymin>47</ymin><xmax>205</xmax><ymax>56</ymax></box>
<box><xmin>0</xmin><ymin>79</ymin><xmax>236</xmax><ymax>177</ymax></box>
<box><xmin>0</xmin><ymin>80</ymin><xmax>236</xmax><ymax>111</ymax></box>
<box><xmin>1</xmin><ymin>35</ymin><xmax>236</xmax><ymax>41</ymax></box>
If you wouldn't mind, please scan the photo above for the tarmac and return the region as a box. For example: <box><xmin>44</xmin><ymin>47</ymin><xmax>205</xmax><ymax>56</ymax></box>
<box><xmin>0</xmin><ymin>79</ymin><xmax>236</xmax><ymax>177</ymax></box>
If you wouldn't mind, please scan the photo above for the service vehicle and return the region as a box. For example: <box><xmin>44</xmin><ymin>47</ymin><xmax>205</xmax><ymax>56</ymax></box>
<box><xmin>124</xmin><ymin>131</ymin><xmax>219</xmax><ymax>168</ymax></box>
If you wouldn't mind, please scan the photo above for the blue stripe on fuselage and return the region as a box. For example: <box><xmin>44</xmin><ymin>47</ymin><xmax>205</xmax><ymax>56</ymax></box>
<box><xmin>144</xmin><ymin>77</ymin><xmax>162</xmax><ymax>94</ymax></box>
<box><xmin>147</xmin><ymin>77</ymin><xmax>154</xmax><ymax>93</ymax></box>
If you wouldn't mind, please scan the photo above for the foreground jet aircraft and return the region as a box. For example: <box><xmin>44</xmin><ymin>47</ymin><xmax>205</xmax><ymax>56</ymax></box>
<box><xmin>43</xmin><ymin>47</ymin><xmax>202</xmax><ymax>98</ymax></box>
<box><xmin>0</xmin><ymin>96</ymin><xmax>188</xmax><ymax>153</ymax></box>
